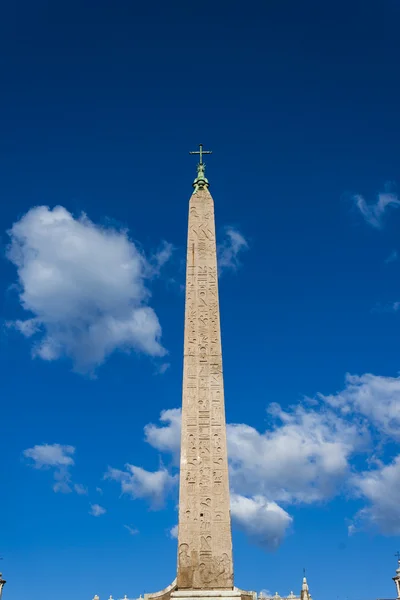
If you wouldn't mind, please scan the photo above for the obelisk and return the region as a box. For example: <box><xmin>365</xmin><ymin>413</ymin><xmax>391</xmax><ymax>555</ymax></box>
<box><xmin>176</xmin><ymin>145</ymin><xmax>233</xmax><ymax>590</ymax></box>
<box><xmin>145</xmin><ymin>148</ymin><xmax>255</xmax><ymax>600</ymax></box>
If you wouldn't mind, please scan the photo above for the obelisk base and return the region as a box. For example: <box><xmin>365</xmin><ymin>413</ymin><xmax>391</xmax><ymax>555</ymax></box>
<box><xmin>172</xmin><ymin>588</ymin><xmax>256</xmax><ymax>600</ymax></box>
<box><xmin>145</xmin><ymin>579</ymin><xmax>177</xmax><ymax>600</ymax></box>
<box><xmin>145</xmin><ymin>583</ymin><xmax>256</xmax><ymax>600</ymax></box>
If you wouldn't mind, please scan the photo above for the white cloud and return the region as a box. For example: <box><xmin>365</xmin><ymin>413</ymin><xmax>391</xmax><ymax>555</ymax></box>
<box><xmin>353</xmin><ymin>188</ymin><xmax>400</xmax><ymax>228</ymax></box>
<box><xmin>7</xmin><ymin>205</ymin><xmax>168</xmax><ymax>372</ymax></box>
<box><xmin>124</xmin><ymin>524</ymin><xmax>139</xmax><ymax>535</ymax></box>
<box><xmin>23</xmin><ymin>443</ymin><xmax>75</xmax><ymax>467</ymax></box>
<box><xmin>23</xmin><ymin>443</ymin><xmax>78</xmax><ymax>493</ymax></box>
<box><xmin>217</xmin><ymin>227</ymin><xmax>248</xmax><ymax>274</ymax></box>
<box><xmin>228</xmin><ymin>403</ymin><xmax>364</xmax><ymax>504</ymax></box>
<box><xmin>144</xmin><ymin>408</ymin><xmax>181</xmax><ymax>462</ymax></box>
<box><xmin>351</xmin><ymin>454</ymin><xmax>400</xmax><ymax>534</ymax></box>
<box><xmin>230</xmin><ymin>493</ymin><xmax>293</xmax><ymax>550</ymax></box>
<box><xmin>320</xmin><ymin>373</ymin><xmax>400</xmax><ymax>441</ymax></box>
<box><xmin>89</xmin><ymin>503</ymin><xmax>106</xmax><ymax>517</ymax></box>
<box><xmin>23</xmin><ymin>443</ymin><xmax>89</xmax><ymax>495</ymax></box>
<box><xmin>105</xmin><ymin>464</ymin><xmax>177</xmax><ymax>508</ymax></box>
<box><xmin>169</xmin><ymin>524</ymin><xmax>179</xmax><ymax>539</ymax></box>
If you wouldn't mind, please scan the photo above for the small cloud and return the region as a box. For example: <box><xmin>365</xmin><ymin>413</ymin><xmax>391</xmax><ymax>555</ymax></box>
<box><xmin>23</xmin><ymin>443</ymin><xmax>76</xmax><ymax>493</ymax></box>
<box><xmin>23</xmin><ymin>443</ymin><xmax>75</xmax><ymax>468</ymax></box>
<box><xmin>353</xmin><ymin>184</ymin><xmax>400</xmax><ymax>228</ymax></box>
<box><xmin>96</xmin><ymin>487</ymin><xmax>103</xmax><ymax>495</ymax></box>
<box><xmin>89</xmin><ymin>503</ymin><xmax>106</xmax><ymax>517</ymax></box>
<box><xmin>74</xmin><ymin>483</ymin><xmax>88</xmax><ymax>495</ymax></box>
<box><xmin>169</xmin><ymin>524</ymin><xmax>178</xmax><ymax>539</ymax></box>
<box><xmin>154</xmin><ymin>362</ymin><xmax>170</xmax><ymax>375</ymax></box>
<box><xmin>371</xmin><ymin>301</ymin><xmax>400</xmax><ymax>313</ymax></box>
<box><xmin>105</xmin><ymin>464</ymin><xmax>177</xmax><ymax>509</ymax></box>
<box><xmin>217</xmin><ymin>227</ymin><xmax>248</xmax><ymax>274</ymax></box>
<box><xmin>144</xmin><ymin>408</ymin><xmax>181</xmax><ymax>463</ymax></box>
<box><xmin>347</xmin><ymin>523</ymin><xmax>357</xmax><ymax>536</ymax></box>
<box><xmin>124</xmin><ymin>524</ymin><xmax>139</xmax><ymax>535</ymax></box>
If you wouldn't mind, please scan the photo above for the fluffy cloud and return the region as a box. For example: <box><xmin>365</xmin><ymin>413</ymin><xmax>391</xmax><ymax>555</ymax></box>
<box><xmin>351</xmin><ymin>454</ymin><xmax>400</xmax><ymax>534</ymax></box>
<box><xmin>144</xmin><ymin>408</ymin><xmax>181</xmax><ymax>462</ymax></box>
<box><xmin>228</xmin><ymin>403</ymin><xmax>365</xmax><ymax>504</ymax></box>
<box><xmin>89</xmin><ymin>503</ymin><xmax>106</xmax><ymax>517</ymax></box>
<box><xmin>23</xmin><ymin>443</ymin><xmax>78</xmax><ymax>493</ymax></box>
<box><xmin>74</xmin><ymin>483</ymin><xmax>88</xmax><ymax>495</ymax></box>
<box><xmin>7</xmin><ymin>206</ymin><xmax>168</xmax><ymax>372</ymax></box>
<box><xmin>217</xmin><ymin>227</ymin><xmax>248</xmax><ymax>273</ymax></box>
<box><xmin>230</xmin><ymin>494</ymin><xmax>293</xmax><ymax>550</ymax></box>
<box><xmin>169</xmin><ymin>524</ymin><xmax>179</xmax><ymax>539</ymax></box>
<box><xmin>23</xmin><ymin>443</ymin><xmax>75</xmax><ymax>467</ymax></box>
<box><xmin>353</xmin><ymin>188</ymin><xmax>400</xmax><ymax>228</ymax></box>
<box><xmin>105</xmin><ymin>464</ymin><xmax>177</xmax><ymax>508</ymax></box>
<box><xmin>320</xmin><ymin>373</ymin><xmax>400</xmax><ymax>441</ymax></box>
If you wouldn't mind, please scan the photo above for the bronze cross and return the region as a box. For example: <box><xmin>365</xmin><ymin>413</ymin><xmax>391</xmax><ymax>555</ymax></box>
<box><xmin>189</xmin><ymin>143</ymin><xmax>212</xmax><ymax>165</ymax></box>
<box><xmin>395</xmin><ymin>552</ymin><xmax>400</xmax><ymax>560</ymax></box>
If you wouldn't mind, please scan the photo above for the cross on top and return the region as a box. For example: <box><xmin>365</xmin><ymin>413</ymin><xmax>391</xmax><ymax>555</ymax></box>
<box><xmin>395</xmin><ymin>551</ymin><xmax>400</xmax><ymax>561</ymax></box>
<box><xmin>189</xmin><ymin>143</ymin><xmax>212</xmax><ymax>165</ymax></box>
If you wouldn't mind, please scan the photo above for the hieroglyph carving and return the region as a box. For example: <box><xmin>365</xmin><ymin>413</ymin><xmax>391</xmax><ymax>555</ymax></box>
<box><xmin>177</xmin><ymin>187</ymin><xmax>233</xmax><ymax>590</ymax></box>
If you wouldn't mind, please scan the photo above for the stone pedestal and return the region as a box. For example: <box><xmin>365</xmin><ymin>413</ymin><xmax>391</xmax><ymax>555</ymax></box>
<box><xmin>172</xmin><ymin>588</ymin><xmax>256</xmax><ymax>600</ymax></box>
<box><xmin>145</xmin><ymin>583</ymin><xmax>255</xmax><ymax>600</ymax></box>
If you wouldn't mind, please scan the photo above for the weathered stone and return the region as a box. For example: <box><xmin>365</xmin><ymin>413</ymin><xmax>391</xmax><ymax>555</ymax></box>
<box><xmin>177</xmin><ymin>186</ymin><xmax>233</xmax><ymax>590</ymax></box>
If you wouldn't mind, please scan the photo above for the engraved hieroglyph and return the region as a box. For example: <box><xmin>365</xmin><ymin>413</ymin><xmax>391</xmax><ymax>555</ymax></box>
<box><xmin>177</xmin><ymin>186</ymin><xmax>233</xmax><ymax>590</ymax></box>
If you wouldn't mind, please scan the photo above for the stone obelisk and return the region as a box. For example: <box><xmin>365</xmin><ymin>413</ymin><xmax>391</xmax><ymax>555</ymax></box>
<box><xmin>145</xmin><ymin>148</ymin><xmax>255</xmax><ymax>600</ymax></box>
<box><xmin>177</xmin><ymin>145</ymin><xmax>233</xmax><ymax>590</ymax></box>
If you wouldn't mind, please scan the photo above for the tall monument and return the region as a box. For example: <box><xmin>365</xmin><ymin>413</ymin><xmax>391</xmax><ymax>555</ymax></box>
<box><xmin>145</xmin><ymin>147</ymin><xmax>254</xmax><ymax>600</ymax></box>
<box><xmin>177</xmin><ymin>144</ymin><xmax>233</xmax><ymax>590</ymax></box>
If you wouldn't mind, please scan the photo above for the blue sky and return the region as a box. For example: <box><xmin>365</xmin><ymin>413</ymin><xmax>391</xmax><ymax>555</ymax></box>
<box><xmin>1</xmin><ymin>1</ymin><xmax>400</xmax><ymax>599</ymax></box>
